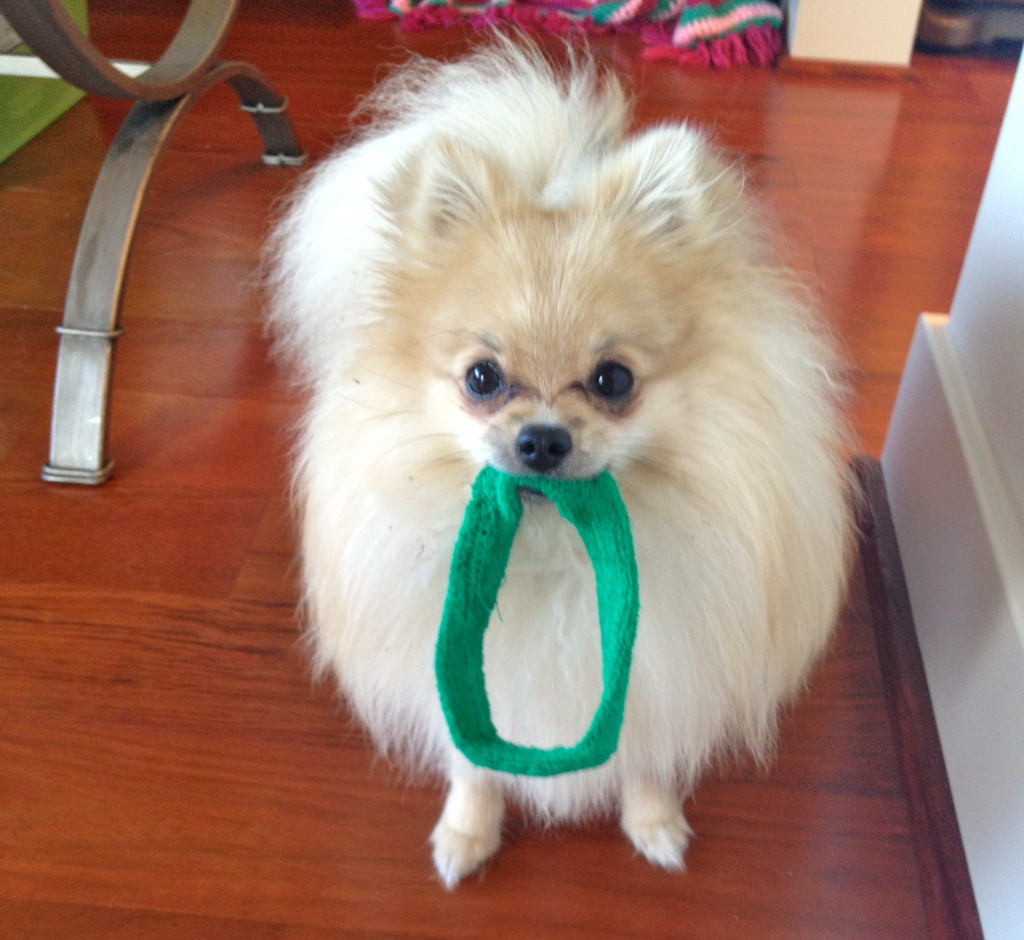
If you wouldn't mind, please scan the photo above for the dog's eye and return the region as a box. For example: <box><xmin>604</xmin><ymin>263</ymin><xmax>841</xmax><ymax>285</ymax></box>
<box><xmin>465</xmin><ymin>360</ymin><xmax>506</xmax><ymax>399</ymax></box>
<box><xmin>590</xmin><ymin>361</ymin><xmax>634</xmax><ymax>401</ymax></box>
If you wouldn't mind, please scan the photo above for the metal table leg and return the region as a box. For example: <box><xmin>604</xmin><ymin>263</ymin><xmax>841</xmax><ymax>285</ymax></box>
<box><xmin>0</xmin><ymin>0</ymin><xmax>306</xmax><ymax>484</ymax></box>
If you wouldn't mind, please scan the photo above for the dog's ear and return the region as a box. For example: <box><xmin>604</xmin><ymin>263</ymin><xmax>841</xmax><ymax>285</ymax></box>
<box><xmin>595</xmin><ymin>126</ymin><xmax>743</xmax><ymax>249</ymax></box>
<box><xmin>384</xmin><ymin>138</ymin><xmax>506</xmax><ymax>245</ymax></box>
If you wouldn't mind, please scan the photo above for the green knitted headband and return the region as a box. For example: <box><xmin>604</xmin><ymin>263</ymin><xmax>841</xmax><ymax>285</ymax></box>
<box><xmin>435</xmin><ymin>466</ymin><xmax>640</xmax><ymax>777</ymax></box>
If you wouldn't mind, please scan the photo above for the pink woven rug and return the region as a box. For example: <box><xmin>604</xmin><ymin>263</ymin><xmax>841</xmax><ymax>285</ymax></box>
<box><xmin>353</xmin><ymin>0</ymin><xmax>784</xmax><ymax>68</ymax></box>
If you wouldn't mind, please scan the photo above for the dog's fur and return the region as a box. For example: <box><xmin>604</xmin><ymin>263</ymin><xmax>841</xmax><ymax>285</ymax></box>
<box><xmin>267</xmin><ymin>39</ymin><xmax>853</xmax><ymax>888</ymax></box>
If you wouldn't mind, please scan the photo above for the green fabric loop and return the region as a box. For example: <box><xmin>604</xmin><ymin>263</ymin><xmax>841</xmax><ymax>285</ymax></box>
<box><xmin>435</xmin><ymin>466</ymin><xmax>640</xmax><ymax>776</ymax></box>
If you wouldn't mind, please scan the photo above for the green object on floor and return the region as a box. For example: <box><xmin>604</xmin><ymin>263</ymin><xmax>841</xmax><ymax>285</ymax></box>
<box><xmin>0</xmin><ymin>0</ymin><xmax>89</xmax><ymax>164</ymax></box>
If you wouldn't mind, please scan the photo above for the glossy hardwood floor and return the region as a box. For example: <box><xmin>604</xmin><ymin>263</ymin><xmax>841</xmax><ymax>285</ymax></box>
<box><xmin>0</xmin><ymin>2</ymin><xmax>1018</xmax><ymax>935</ymax></box>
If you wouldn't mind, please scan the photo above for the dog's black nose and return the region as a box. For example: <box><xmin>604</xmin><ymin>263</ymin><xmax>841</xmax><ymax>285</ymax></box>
<box><xmin>515</xmin><ymin>424</ymin><xmax>572</xmax><ymax>473</ymax></box>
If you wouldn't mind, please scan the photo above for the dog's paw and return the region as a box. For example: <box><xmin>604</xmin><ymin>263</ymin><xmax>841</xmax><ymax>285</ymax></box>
<box><xmin>430</xmin><ymin>819</ymin><xmax>502</xmax><ymax>889</ymax></box>
<box><xmin>430</xmin><ymin>773</ymin><xmax>504</xmax><ymax>889</ymax></box>
<box><xmin>623</xmin><ymin>811</ymin><xmax>693</xmax><ymax>870</ymax></box>
<box><xmin>620</xmin><ymin>782</ymin><xmax>693</xmax><ymax>871</ymax></box>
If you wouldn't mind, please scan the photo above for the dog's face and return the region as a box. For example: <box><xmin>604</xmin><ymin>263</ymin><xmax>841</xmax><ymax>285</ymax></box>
<box><xmin>420</xmin><ymin>213</ymin><xmax>687</xmax><ymax>482</ymax></box>
<box><xmin>371</xmin><ymin>129</ymin><xmax>747</xmax><ymax>483</ymax></box>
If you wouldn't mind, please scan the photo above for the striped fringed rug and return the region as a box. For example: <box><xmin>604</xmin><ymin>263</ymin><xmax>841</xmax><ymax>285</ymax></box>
<box><xmin>353</xmin><ymin>0</ymin><xmax>784</xmax><ymax>68</ymax></box>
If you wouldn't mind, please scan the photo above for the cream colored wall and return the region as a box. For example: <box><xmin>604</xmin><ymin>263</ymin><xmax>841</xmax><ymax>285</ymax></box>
<box><xmin>785</xmin><ymin>0</ymin><xmax>925</xmax><ymax>66</ymax></box>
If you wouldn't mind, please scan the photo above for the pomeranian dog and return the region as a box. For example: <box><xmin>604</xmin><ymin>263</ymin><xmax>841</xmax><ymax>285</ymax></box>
<box><xmin>267</xmin><ymin>38</ymin><xmax>853</xmax><ymax>888</ymax></box>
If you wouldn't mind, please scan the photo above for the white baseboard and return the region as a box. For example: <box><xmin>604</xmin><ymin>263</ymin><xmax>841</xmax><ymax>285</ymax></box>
<box><xmin>882</xmin><ymin>313</ymin><xmax>1024</xmax><ymax>940</ymax></box>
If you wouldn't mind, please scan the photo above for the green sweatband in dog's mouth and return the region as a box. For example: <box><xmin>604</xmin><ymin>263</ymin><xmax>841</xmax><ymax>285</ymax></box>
<box><xmin>434</xmin><ymin>466</ymin><xmax>640</xmax><ymax>777</ymax></box>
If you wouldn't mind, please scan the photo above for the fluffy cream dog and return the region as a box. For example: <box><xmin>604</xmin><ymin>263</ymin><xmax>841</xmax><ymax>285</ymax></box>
<box><xmin>267</xmin><ymin>38</ymin><xmax>853</xmax><ymax>888</ymax></box>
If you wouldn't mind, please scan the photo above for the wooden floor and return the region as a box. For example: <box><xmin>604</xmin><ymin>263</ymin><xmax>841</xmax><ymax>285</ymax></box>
<box><xmin>1</xmin><ymin>2</ymin><xmax>1018</xmax><ymax>935</ymax></box>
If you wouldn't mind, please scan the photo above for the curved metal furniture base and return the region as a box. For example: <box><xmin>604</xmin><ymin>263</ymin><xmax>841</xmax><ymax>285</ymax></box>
<box><xmin>1</xmin><ymin>0</ymin><xmax>239</xmax><ymax>100</ymax></box>
<box><xmin>0</xmin><ymin>0</ymin><xmax>306</xmax><ymax>484</ymax></box>
<box><xmin>39</xmin><ymin>64</ymin><xmax>305</xmax><ymax>485</ymax></box>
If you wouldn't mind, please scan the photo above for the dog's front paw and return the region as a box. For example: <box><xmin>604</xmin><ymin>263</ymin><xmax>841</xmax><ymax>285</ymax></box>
<box><xmin>430</xmin><ymin>818</ymin><xmax>502</xmax><ymax>889</ymax></box>
<box><xmin>623</xmin><ymin>810</ymin><xmax>693</xmax><ymax>870</ymax></box>
<box><xmin>621</xmin><ymin>781</ymin><xmax>693</xmax><ymax>871</ymax></box>
<box><xmin>430</xmin><ymin>772</ymin><xmax>504</xmax><ymax>889</ymax></box>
